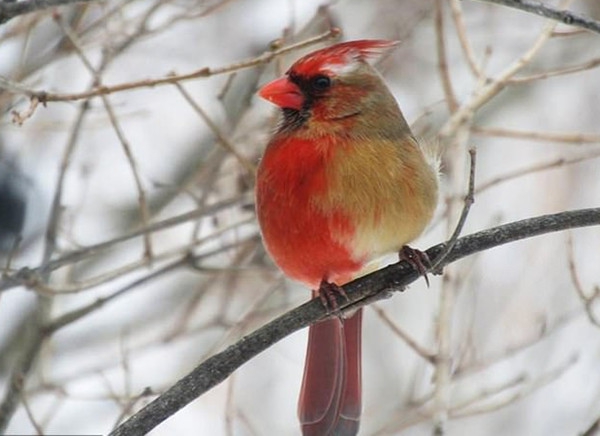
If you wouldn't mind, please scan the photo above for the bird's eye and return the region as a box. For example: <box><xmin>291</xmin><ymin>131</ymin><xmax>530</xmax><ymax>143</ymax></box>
<box><xmin>311</xmin><ymin>75</ymin><xmax>331</xmax><ymax>91</ymax></box>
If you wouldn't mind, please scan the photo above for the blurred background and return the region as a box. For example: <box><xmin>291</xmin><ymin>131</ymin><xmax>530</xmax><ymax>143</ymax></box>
<box><xmin>1</xmin><ymin>0</ymin><xmax>599</xmax><ymax>435</ymax></box>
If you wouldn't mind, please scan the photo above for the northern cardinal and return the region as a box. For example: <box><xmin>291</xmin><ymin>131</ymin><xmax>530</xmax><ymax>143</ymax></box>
<box><xmin>256</xmin><ymin>40</ymin><xmax>438</xmax><ymax>435</ymax></box>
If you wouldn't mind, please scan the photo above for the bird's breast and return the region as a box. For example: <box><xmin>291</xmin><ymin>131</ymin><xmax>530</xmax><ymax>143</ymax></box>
<box><xmin>256</xmin><ymin>133</ymin><xmax>438</xmax><ymax>288</ymax></box>
<box><xmin>256</xmin><ymin>135</ymin><xmax>363</xmax><ymax>288</ymax></box>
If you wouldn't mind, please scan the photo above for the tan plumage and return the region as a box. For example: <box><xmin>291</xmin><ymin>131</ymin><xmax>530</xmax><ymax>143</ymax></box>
<box><xmin>256</xmin><ymin>40</ymin><xmax>438</xmax><ymax>435</ymax></box>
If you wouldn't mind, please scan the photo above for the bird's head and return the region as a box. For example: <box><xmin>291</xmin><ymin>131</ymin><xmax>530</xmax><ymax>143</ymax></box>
<box><xmin>259</xmin><ymin>40</ymin><xmax>401</xmax><ymax>130</ymax></box>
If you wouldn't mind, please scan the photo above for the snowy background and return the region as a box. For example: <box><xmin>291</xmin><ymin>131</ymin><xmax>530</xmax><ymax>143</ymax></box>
<box><xmin>1</xmin><ymin>0</ymin><xmax>600</xmax><ymax>435</ymax></box>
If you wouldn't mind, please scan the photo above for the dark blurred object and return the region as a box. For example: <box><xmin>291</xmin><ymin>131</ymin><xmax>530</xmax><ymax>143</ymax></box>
<box><xmin>0</xmin><ymin>161</ymin><xmax>27</xmax><ymax>252</ymax></box>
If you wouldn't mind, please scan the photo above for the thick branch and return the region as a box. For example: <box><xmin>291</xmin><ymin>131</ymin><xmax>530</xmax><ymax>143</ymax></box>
<box><xmin>471</xmin><ymin>0</ymin><xmax>600</xmax><ymax>35</ymax></box>
<box><xmin>109</xmin><ymin>207</ymin><xmax>600</xmax><ymax>436</ymax></box>
<box><xmin>0</xmin><ymin>0</ymin><xmax>97</xmax><ymax>25</ymax></box>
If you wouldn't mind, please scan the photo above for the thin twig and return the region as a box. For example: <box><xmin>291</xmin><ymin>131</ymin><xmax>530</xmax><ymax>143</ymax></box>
<box><xmin>449</xmin><ymin>0</ymin><xmax>485</xmax><ymax>79</ymax></box>
<box><xmin>44</xmin><ymin>235</ymin><xmax>259</xmax><ymax>334</ymax></box>
<box><xmin>471</xmin><ymin>0</ymin><xmax>600</xmax><ymax>35</ymax></box>
<box><xmin>431</xmin><ymin>147</ymin><xmax>477</xmax><ymax>273</ymax></box>
<box><xmin>581</xmin><ymin>415</ymin><xmax>600</xmax><ymax>436</ymax></box>
<box><xmin>0</xmin><ymin>0</ymin><xmax>98</xmax><ymax>25</ymax></box>
<box><xmin>20</xmin><ymin>389</ymin><xmax>44</xmax><ymax>435</ymax></box>
<box><xmin>373</xmin><ymin>305</ymin><xmax>436</xmax><ymax>364</ymax></box>
<box><xmin>2</xmin><ymin>28</ymin><xmax>341</xmax><ymax>105</ymax></box>
<box><xmin>511</xmin><ymin>57</ymin><xmax>600</xmax><ymax>83</ymax></box>
<box><xmin>174</xmin><ymin>83</ymin><xmax>256</xmax><ymax>175</ymax></box>
<box><xmin>0</xmin><ymin>195</ymin><xmax>249</xmax><ymax>292</ymax></box>
<box><xmin>475</xmin><ymin>151</ymin><xmax>600</xmax><ymax>194</ymax></box>
<box><xmin>435</xmin><ymin>0</ymin><xmax>459</xmax><ymax>113</ymax></box>
<box><xmin>454</xmin><ymin>309</ymin><xmax>579</xmax><ymax>378</ymax></box>
<box><xmin>451</xmin><ymin>355</ymin><xmax>578</xmax><ymax>418</ymax></box>
<box><xmin>100</xmin><ymin>95</ymin><xmax>154</xmax><ymax>260</ymax></box>
<box><xmin>471</xmin><ymin>125</ymin><xmax>600</xmax><ymax>144</ymax></box>
<box><xmin>439</xmin><ymin>12</ymin><xmax>562</xmax><ymax>139</ymax></box>
<box><xmin>566</xmin><ymin>235</ymin><xmax>600</xmax><ymax>328</ymax></box>
<box><xmin>54</xmin><ymin>14</ymin><xmax>155</xmax><ymax>260</ymax></box>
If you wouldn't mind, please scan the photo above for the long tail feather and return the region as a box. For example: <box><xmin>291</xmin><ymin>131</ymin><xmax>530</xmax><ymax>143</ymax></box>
<box><xmin>298</xmin><ymin>309</ymin><xmax>362</xmax><ymax>436</ymax></box>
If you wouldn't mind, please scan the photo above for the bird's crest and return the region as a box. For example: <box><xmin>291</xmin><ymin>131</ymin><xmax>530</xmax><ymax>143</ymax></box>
<box><xmin>289</xmin><ymin>40</ymin><xmax>398</xmax><ymax>77</ymax></box>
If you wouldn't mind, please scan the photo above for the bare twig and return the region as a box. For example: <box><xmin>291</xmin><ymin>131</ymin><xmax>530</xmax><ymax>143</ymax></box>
<box><xmin>2</xmin><ymin>27</ymin><xmax>341</xmax><ymax>105</ymax></box>
<box><xmin>0</xmin><ymin>0</ymin><xmax>98</xmax><ymax>25</ymax></box>
<box><xmin>373</xmin><ymin>305</ymin><xmax>436</xmax><ymax>364</ymax></box>
<box><xmin>581</xmin><ymin>415</ymin><xmax>600</xmax><ymax>436</ymax></box>
<box><xmin>11</xmin><ymin>96</ymin><xmax>39</xmax><ymax>125</ymax></box>
<box><xmin>449</xmin><ymin>0</ymin><xmax>485</xmax><ymax>79</ymax></box>
<box><xmin>567</xmin><ymin>235</ymin><xmax>600</xmax><ymax>328</ymax></box>
<box><xmin>435</xmin><ymin>0</ymin><xmax>459</xmax><ymax>113</ymax></box>
<box><xmin>475</xmin><ymin>151</ymin><xmax>600</xmax><ymax>194</ymax></box>
<box><xmin>451</xmin><ymin>355</ymin><xmax>578</xmax><ymax>418</ymax></box>
<box><xmin>0</xmin><ymin>91</ymin><xmax>93</xmax><ymax>434</ymax></box>
<box><xmin>0</xmin><ymin>195</ymin><xmax>248</xmax><ymax>292</ymax></box>
<box><xmin>471</xmin><ymin>0</ymin><xmax>600</xmax><ymax>35</ymax></box>
<box><xmin>20</xmin><ymin>389</ymin><xmax>44</xmax><ymax>435</ymax></box>
<box><xmin>54</xmin><ymin>13</ymin><xmax>154</xmax><ymax>259</ymax></box>
<box><xmin>471</xmin><ymin>126</ymin><xmax>600</xmax><ymax>145</ymax></box>
<box><xmin>455</xmin><ymin>309</ymin><xmax>579</xmax><ymax>378</ymax></box>
<box><xmin>439</xmin><ymin>12</ymin><xmax>561</xmax><ymax>139</ymax></box>
<box><xmin>100</xmin><ymin>95</ymin><xmax>154</xmax><ymax>260</ymax></box>
<box><xmin>431</xmin><ymin>147</ymin><xmax>477</xmax><ymax>273</ymax></box>
<box><xmin>511</xmin><ymin>56</ymin><xmax>600</xmax><ymax>83</ymax></box>
<box><xmin>174</xmin><ymin>83</ymin><xmax>256</xmax><ymax>175</ymax></box>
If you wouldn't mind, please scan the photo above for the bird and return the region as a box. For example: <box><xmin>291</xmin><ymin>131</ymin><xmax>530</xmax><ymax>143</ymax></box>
<box><xmin>255</xmin><ymin>39</ymin><xmax>438</xmax><ymax>435</ymax></box>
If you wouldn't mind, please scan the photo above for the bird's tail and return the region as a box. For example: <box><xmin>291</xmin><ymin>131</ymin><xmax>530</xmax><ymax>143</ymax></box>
<box><xmin>298</xmin><ymin>305</ymin><xmax>362</xmax><ymax>436</ymax></box>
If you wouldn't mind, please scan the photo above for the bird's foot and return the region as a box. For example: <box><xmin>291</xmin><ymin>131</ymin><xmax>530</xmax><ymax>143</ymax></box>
<box><xmin>317</xmin><ymin>279</ymin><xmax>348</xmax><ymax>313</ymax></box>
<box><xmin>399</xmin><ymin>245</ymin><xmax>431</xmax><ymax>287</ymax></box>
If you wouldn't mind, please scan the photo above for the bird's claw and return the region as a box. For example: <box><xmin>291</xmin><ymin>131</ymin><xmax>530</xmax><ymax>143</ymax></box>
<box><xmin>317</xmin><ymin>279</ymin><xmax>348</xmax><ymax>313</ymax></box>
<box><xmin>399</xmin><ymin>245</ymin><xmax>431</xmax><ymax>287</ymax></box>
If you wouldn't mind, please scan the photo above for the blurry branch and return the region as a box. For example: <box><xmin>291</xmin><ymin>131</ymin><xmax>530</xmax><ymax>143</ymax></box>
<box><xmin>109</xmin><ymin>208</ymin><xmax>600</xmax><ymax>436</ymax></box>
<box><xmin>431</xmin><ymin>148</ymin><xmax>476</xmax><ymax>272</ymax></box>
<box><xmin>0</xmin><ymin>49</ymin><xmax>95</xmax><ymax>434</ymax></box>
<box><xmin>0</xmin><ymin>0</ymin><xmax>97</xmax><ymax>25</ymax></box>
<box><xmin>376</xmin><ymin>349</ymin><xmax>577</xmax><ymax>434</ymax></box>
<box><xmin>471</xmin><ymin>126</ymin><xmax>600</xmax><ymax>144</ymax></box>
<box><xmin>440</xmin><ymin>13</ymin><xmax>559</xmax><ymax>139</ymax></box>
<box><xmin>11</xmin><ymin>216</ymin><xmax>254</xmax><ymax>297</ymax></box>
<box><xmin>435</xmin><ymin>0</ymin><xmax>459</xmax><ymax>113</ymax></box>
<box><xmin>475</xmin><ymin>150</ymin><xmax>600</xmax><ymax>194</ymax></box>
<box><xmin>0</xmin><ymin>195</ymin><xmax>248</xmax><ymax>292</ymax></box>
<box><xmin>450</xmin><ymin>354</ymin><xmax>577</xmax><ymax>418</ymax></box>
<box><xmin>454</xmin><ymin>309</ymin><xmax>579</xmax><ymax>379</ymax></box>
<box><xmin>2</xmin><ymin>27</ymin><xmax>341</xmax><ymax>117</ymax></box>
<box><xmin>56</xmin><ymin>12</ymin><xmax>154</xmax><ymax>259</ymax></box>
<box><xmin>373</xmin><ymin>306</ymin><xmax>436</xmax><ymax>363</ymax></box>
<box><xmin>567</xmin><ymin>235</ymin><xmax>600</xmax><ymax>328</ymax></box>
<box><xmin>582</xmin><ymin>415</ymin><xmax>600</xmax><ymax>436</ymax></box>
<box><xmin>510</xmin><ymin>56</ymin><xmax>600</xmax><ymax>82</ymax></box>
<box><xmin>174</xmin><ymin>83</ymin><xmax>256</xmax><ymax>176</ymax></box>
<box><xmin>450</xmin><ymin>0</ymin><xmax>485</xmax><ymax>79</ymax></box>
<box><xmin>471</xmin><ymin>0</ymin><xmax>600</xmax><ymax>35</ymax></box>
<box><xmin>431</xmin><ymin>148</ymin><xmax>477</xmax><ymax>435</ymax></box>
<box><xmin>20</xmin><ymin>387</ymin><xmax>44</xmax><ymax>434</ymax></box>
<box><xmin>100</xmin><ymin>94</ymin><xmax>154</xmax><ymax>259</ymax></box>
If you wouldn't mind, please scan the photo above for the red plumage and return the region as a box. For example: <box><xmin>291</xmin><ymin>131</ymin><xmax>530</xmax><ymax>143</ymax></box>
<box><xmin>256</xmin><ymin>39</ymin><xmax>438</xmax><ymax>435</ymax></box>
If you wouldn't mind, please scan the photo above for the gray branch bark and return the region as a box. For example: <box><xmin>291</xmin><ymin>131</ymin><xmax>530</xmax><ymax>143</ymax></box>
<box><xmin>471</xmin><ymin>0</ymin><xmax>600</xmax><ymax>35</ymax></box>
<box><xmin>109</xmin><ymin>207</ymin><xmax>600</xmax><ymax>436</ymax></box>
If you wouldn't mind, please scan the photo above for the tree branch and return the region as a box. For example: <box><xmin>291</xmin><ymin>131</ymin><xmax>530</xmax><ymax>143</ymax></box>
<box><xmin>470</xmin><ymin>0</ymin><xmax>600</xmax><ymax>35</ymax></box>
<box><xmin>0</xmin><ymin>0</ymin><xmax>97</xmax><ymax>25</ymax></box>
<box><xmin>1</xmin><ymin>27</ymin><xmax>341</xmax><ymax>109</ymax></box>
<box><xmin>109</xmin><ymin>207</ymin><xmax>600</xmax><ymax>436</ymax></box>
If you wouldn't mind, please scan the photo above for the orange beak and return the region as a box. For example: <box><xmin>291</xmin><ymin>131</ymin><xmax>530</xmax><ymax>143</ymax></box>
<box><xmin>259</xmin><ymin>77</ymin><xmax>304</xmax><ymax>110</ymax></box>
